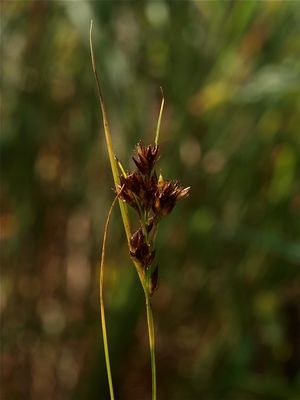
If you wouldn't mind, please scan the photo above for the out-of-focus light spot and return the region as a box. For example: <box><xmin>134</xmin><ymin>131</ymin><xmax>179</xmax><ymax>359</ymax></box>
<box><xmin>189</xmin><ymin>81</ymin><xmax>233</xmax><ymax>114</ymax></box>
<box><xmin>38</xmin><ymin>300</ymin><xmax>66</xmax><ymax>336</ymax></box>
<box><xmin>57</xmin><ymin>349</ymin><xmax>79</xmax><ymax>389</ymax></box>
<box><xmin>63</xmin><ymin>1</ymin><xmax>93</xmax><ymax>42</ymax></box>
<box><xmin>115</xmin><ymin>10</ymin><xmax>138</xmax><ymax>50</ymax></box>
<box><xmin>180</xmin><ymin>138</ymin><xmax>201</xmax><ymax>168</ymax></box>
<box><xmin>35</xmin><ymin>153</ymin><xmax>60</xmax><ymax>182</ymax></box>
<box><xmin>202</xmin><ymin>149</ymin><xmax>226</xmax><ymax>174</ymax></box>
<box><xmin>108</xmin><ymin>48</ymin><xmax>130</xmax><ymax>87</ymax></box>
<box><xmin>66</xmin><ymin>251</ymin><xmax>90</xmax><ymax>300</ymax></box>
<box><xmin>3</xmin><ymin>32</ymin><xmax>26</xmax><ymax>88</ymax></box>
<box><xmin>237</xmin><ymin>65</ymin><xmax>299</xmax><ymax>102</ymax></box>
<box><xmin>147</xmin><ymin>39</ymin><xmax>168</xmax><ymax>76</ymax></box>
<box><xmin>190</xmin><ymin>208</ymin><xmax>215</xmax><ymax>234</ymax></box>
<box><xmin>146</xmin><ymin>2</ymin><xmax>169</xmax><ymax>27</ymax></box>
<box><xmin>254</xmin><ymin>291</ymin><xmax>277</xmax><ymax>319</ymax></box>
<box><xmin>67</xmin><ymin>210</ymin><xmax>91</xmax><ymax>244</ymax></box>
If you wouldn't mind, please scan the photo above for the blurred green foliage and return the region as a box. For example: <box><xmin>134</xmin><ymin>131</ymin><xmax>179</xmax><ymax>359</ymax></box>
<box><xmin>1</xmin><ymin>1</ymin><xmax>300</xmax><ymax>399</ymax></box>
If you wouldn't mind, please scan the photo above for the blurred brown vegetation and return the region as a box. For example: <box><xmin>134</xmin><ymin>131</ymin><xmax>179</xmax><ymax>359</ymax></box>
<box><xmin>1</xmin><ymin>1</ymin><xmax>300</xmax><ymax>399</ymax></box>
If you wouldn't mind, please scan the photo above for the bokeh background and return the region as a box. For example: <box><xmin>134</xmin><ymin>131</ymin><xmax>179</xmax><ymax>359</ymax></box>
<box><xmin>1</xmin><ymin>1</ymin><xmax>300</xmax><ymax>399</ymax></box>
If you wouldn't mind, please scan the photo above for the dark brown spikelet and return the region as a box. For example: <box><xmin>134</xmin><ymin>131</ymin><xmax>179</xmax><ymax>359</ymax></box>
<box><xmin>116</xmin><ymin>172</ymin><xmax>143</xmax><ymax>212</ymax></box>
<box><xmin>132</xmin><ymin>143</ymin><xmax>159</xmax><ymax>176</ymax></box>
<box><xmin>130</xmin><ymin>229</ymin><xmax>156</xmax><ymax>270</ymax></box>
<box><xmin>153</xmin><ymin>175</ymin><xmax>190</xmax><ymax>217</ymax></box>
<box><xmin>141</xmin><ymin>171</ymin><xmax>158</xmax><ymax>211</ymax></box>
<box><xmin>117</xmin><ymin>170</ymin><xmax>158</xmax><ymax>213</ymax></box>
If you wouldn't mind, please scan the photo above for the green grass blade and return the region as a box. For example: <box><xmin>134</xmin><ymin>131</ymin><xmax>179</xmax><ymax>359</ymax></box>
<box><xmin>89</xmin><ymin>21</ymin><xmax>131</xmax><ymax>238</ymax></box>
<box><xmin>155</xmin><ymin>87</ymin><xmax>165</xmax><ymax>146</ymax></box>
<box><xmin>89</xmin><ymin>21</ymin><xmax>145</xmax><ymax>284</ymax></box>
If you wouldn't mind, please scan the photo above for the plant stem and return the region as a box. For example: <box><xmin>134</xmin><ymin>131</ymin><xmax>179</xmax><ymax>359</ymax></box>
<box><xmin>145</xmin><ymin>290</ymin><xmax>157</xmax><ymax>400</ymax></box>
<box><xmin>99</xmin><ymin>196</ymin><xmax>119</xmax><ymax>400</ymax></box>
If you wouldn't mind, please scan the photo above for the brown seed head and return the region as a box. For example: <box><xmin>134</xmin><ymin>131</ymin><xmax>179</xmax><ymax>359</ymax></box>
<box><xmin>130</xmin><ymin>229</ymin><xmax>156</xmax><ymax>270</ymax></box>
<box><xmin>132</xmin><ymin>143</ymin><xmax>159</xmax><ymax>176</ymax></box>
<box><xmin>153</xmin><ymin>177</ymin><xmax>190</xmax><ymax>216</ymax></box>
<box><xmin>117</xmin><ymin>170</ymin><xmax>158</xmax><ymax>213</ymax></box>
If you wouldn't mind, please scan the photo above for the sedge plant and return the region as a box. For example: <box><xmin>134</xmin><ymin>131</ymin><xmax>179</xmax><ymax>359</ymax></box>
<box><xmin>90</xmin><ymin>21</ymin><xmax>190</xmax><ymax>400</ymax></box>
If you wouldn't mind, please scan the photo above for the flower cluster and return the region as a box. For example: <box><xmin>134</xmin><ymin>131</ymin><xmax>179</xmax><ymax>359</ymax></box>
<box><xmin>116</xmin><ymin>142</ymin><xmax>190</xmax><ymax>295</ymax></box>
